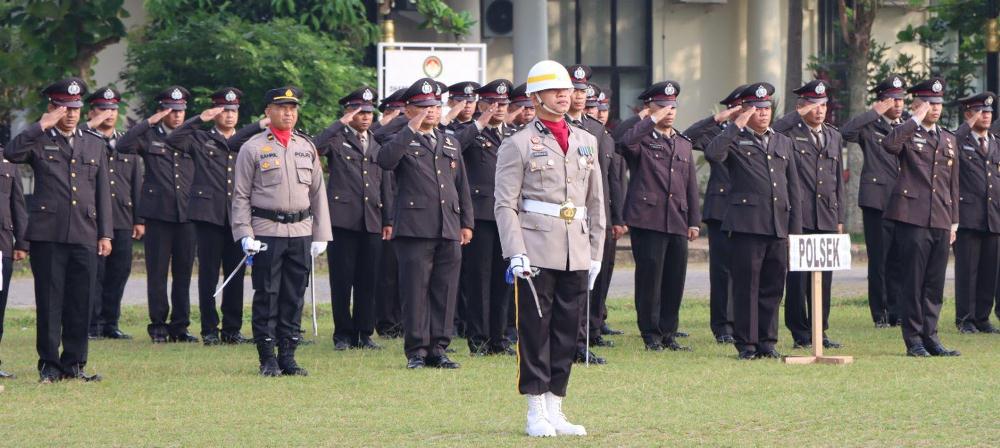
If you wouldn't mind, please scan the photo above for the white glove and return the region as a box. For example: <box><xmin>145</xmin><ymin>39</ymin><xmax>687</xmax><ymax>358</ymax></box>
<box><xmin>509</xmin><ymin>254</ymin><xmax>532</xmax><ymax>278</ymax></box>
<box><xmin>311</xmin><ymin>241</ymin><xmax>328</xmax><ymax>257</ymax></box>
<box><xmin>588</xmin><ymin>260</ymin><xmax>602</xmax><ymax>290</ymax></box>
<box><xmin>241</xmin><ymin>237</ymin><xmax>262</xmax><ymax>255</ymax></box>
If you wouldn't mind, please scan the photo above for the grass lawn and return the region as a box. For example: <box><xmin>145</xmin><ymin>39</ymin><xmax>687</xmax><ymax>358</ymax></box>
<box><xmin>0</xmin><ymin>295</ymin><xmax>997</xmax><ymax>447</ymax></box>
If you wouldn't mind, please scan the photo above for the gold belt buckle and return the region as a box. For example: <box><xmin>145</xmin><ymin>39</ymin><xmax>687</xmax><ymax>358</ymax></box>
<box><xmin>558</xmin><ymin>201</ymin><xmax>576</xmax><ymax>222</ymax></box>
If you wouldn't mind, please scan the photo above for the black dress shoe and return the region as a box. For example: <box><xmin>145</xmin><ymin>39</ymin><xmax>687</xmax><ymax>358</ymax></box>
<box><xmin>406</xmin><ymin>356</ymin><xmax>426</xmax><ymax>369</ymax></box>
<box><xmin>444</xmin><ymin>347</ymin><xmax>456</xmax><ymax>354</ymax></box>
<box><xmin>151</xmin><ymin>335</ymin><xmax>168</xmax><ymax>344</ymax></box>
<box><xmin>600</xmin><ymin>324</ymin><xmax>624</xmax><ymax>336</ymax></box>
<box><xmin>674</xmin><ymin>331</ymin><xmax>689</xmax><ymax>338</ymax></box>
<box><xmin>0</xmin><ymin>362</ymin><xmax>15</xmax><ymax>379</ymax></box>
<box><xmin>792</xmin><ymin>340</ymin><xmax>812</xmax><ymax>349</ymax></box>
<box><xmin>102</xmin><ymin>329</ymin><xmax>133</xmax><ymax>340</ymax></box>
<box><xmin>356</xmin><ymin>337</ymin><xmax>382</xmax><ymax>350</ymax></box>
<box><xmin>822</xmin><ymin>338</ymin><xmax>842</xmax><ymax>349</ymax></box>
<box><xmin>203</xmin><ymin>334</ymin><xmax>222</xmax><ymax>346</ymax></box>
<box><xmin>168</xmin><ymin>333</ymin><xmax>199</xmax><ymax>343</ymax></box>
<box><xmin>63</xmin><ymin>367</ymin><xmax>102</xmax><ymax>382</ymax></box>
<box><xmin>88</xmin><ymin>332</ymin><xmax>104</xmax><ymax>340</ymax></box>
<box><xmin>590</xmin><ymin>336</ymin><xmax>615</xmax><ymax>347</ymax></box>
<box><xmin>926</xmin><ymin>344</ymin><xmax>961</xmax><ymax>357</ymax></box>
<box><xmin>664</xmin><ymin>340</ymin><xmax>692</xmax><ymax>351</ymax></box>
<box><xmin>737</xmin><ymin>350</ymin><xmax>757</xmax><ymax>360</ymax></box>
<box><xmin>906</xmin><ymin>345</ymin><xmax>931</xmax><ymax>357</ymax></box>
<box><xmin>333</xmin><ymin>340</ymin><xmax>351</xmax><ymax>351</ymax></box>
<box><xmin>221</xmin><ymin>332</ymin><xmax>252</xmax><ymax>344</ymax></box>
<box><xmin>574</xmin><ymin>349</ymin><xmax>606</xmax><ymax>364</ymax></box>
<box><xmin>976</xmin><ymin>325</ymin><xmax>1000</xmax><ymax>334</ymax></box>
<box><xmin>715</xmin><ymin>334</ymin><xmax>735</xmax><ymax>344</ymax></box>
<box><xmin>874</xmin><ymin>317</ymin><xmax>890</xmax><ymax>328</ymax></box>
<box><xmin>957</xmin><ymin>324</ymin><xmax>978</xmax><ymax>334</ymax></box>
<box><xmin>645</xmin><ymin>342</ymin><xmax>664</xmax><ymax>351</ymax></box>
<box><xmin>39</xmin><ymin>367</ymin><xmax>62</xmax><ymax>384</ymax></box>
<box><xmin>757</xmin><ymin>349</ymin><xmax>783</xmax><ymax>359</ymax></box>
<box><xmin>426</xmin><ymin>355</ymin><xmax>461</xmax><ymax>369</ymax></box>
<box><xmin>259</xmin><ymin>358</ymin><xmax>282</xmax><ymax>377</ymax></box>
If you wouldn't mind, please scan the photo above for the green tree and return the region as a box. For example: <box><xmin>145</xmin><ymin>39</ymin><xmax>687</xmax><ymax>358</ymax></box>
<box><xmin>121</xmin><ymin>14</ymin><xmax>374</xmax><ymax>134</ymax></box>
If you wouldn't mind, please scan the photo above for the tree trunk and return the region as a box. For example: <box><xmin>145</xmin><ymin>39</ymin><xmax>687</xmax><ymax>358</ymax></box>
<box><xmin>785</xmin><ymin>0</ymin><xmax>803</xmax><ymax>114</ymax></box>
<box><xmin>839</xmin><ymin>0</ymin><xmax>878</xmax><ymax>233</ymax></box>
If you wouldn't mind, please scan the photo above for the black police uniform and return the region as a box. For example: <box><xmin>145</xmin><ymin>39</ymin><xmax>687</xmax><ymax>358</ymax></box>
<box><xmin>314</xmin><ymin>86</ymin><xmax>394</xmax><ymax>349</ymax></box>
<box><xmin>0</xmin><ymin>145</ymin><xmax>28</xmax><ymax>378</ymax></box>
<box><xmin>116</xmin><ymin>86</ymin><xmax>198</xmax><ymax>342</ymax></box>
<box><xmin>6</xmin><ymin>78</ymin><xmax>113</xmax><ymax>380</ymax></box>
<box><xmin>371</xmin><ymin>112</ymin><xmax>408</xmax><ymax>338</ymax></box>
<box><xmin>84</xmin><ymin>87</ymin><xmax>142</xmax><ymax>340</ymax></box>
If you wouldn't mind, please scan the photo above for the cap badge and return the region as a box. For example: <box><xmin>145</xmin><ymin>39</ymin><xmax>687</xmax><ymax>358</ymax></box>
<box><xmin>932</xmin><ymin>80</ymin><xmax>943</xmax><ymax>93</ymax></box>
<box><xmin>892</xmin><ymin>77</ymin><xmax>903</xmax><ymax>88</ymax></box>
<box><xmin>755</xmin><ymin>85</ymin><xmax>767</xmax><ymax>98</ymax></box>
<box><xmin>103</xmin><ymin>89</ymin><xmax>115</xmax><ymax>100</ymax></box>
<box><xmin>170</xmin><ymin>88</ymin><xmax>183</xmax><ymax>100</ymax></box>
<box><xmin>815</xmin><ymin>83</ymin><xmax>826</xmax><ymax>95</ymax></box>
<box><xmin>284</xmin><ymin>89</ymin><xmax>294</xmax><ymax>97</ymax></box>
<box><xmin>421</xmin><ymin>82</ymin><xmax>432</xmax><ymax>94</ymax></box>
<box><xmin>598</xmin><ymin>92</ymin><xmax>606</xmax><ymax>101</ymax></box>
<box><xmin>463</xmin><ymin>85</ymin><xmax>474</xmax><ymax>95</ymax></box>
<box><xmin>574</xmin><ymin>67</ymin><xmax>586</xmax><ymax>80</ymax></box>
<box><xmin>497</xmin><ymin>83</ymin><xmax>507</xmax><ymax>95</ymax></box>
<box><xmin>362</xmin><ymin>89</ymin><xmax>374</xmax><ymax>101</ymax></box>
<box><xmin>665</xmin><ymin>83</ymin><xmax>676</xmax><ymax>96</ymax></box>
<box><xmin>225</xmin><ymin>90</ymin><xmax>237</xmax><ymax>102</ymax></box>
<box><xmin>987</xmin><ymin>96</ymin><xmax>995</xmax><ymax>106</ymax></box>
<box><xmin>68</xmin><ymin>81</ymin><xmax>81</xmax><ymax>95</ymax></box>
<box><xmin>586</xmin><ymin>86</ymin><xmax>595</xmax><ymax>97</ymax></box>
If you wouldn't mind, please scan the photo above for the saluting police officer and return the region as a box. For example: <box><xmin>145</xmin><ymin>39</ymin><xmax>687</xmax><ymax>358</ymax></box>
<box><xmin>372</xmin><ymin>90</ymin><xmax>408</xmax><ymax>338</ymax></box>
<box><xmin>620</xmin><ymin>81</ymin><xmax>701</xmax><ymax>352</ymax></box>
<box><xmin>495</xmin><ymin>60</ymin><xmax>604</xmax><ymax>437</ymax></box>
<box><xmin>0</xmin><ymin>142</ymin><xmax>28</xmax><ymax>379</ymax></box>
<box><xmin>451</xmin><ymin>78</ymin><xmax>517</xmax><ymax>355</ymax></box>
<box><xmin>314</xmin><ymin>86</ymin><xmax>393</xmax><ymax>350</ymax></box>
<box><xmin>117</xmin><ymin>86</ymin><xmax>199</xmax><ymax>343</ymax></box>
<box><xmin>705</xmin><ymin>82</ymin><xmax>803</xmax><ymax>360</ymax></box>
<box><xmin>952</xmin><ymin>93</ymin><xmax>1000</xmax><ymax>335</ymax></box>
<box><xmin>6</xmin><ymin>78</ymin><xmax>113</xmax><ymax>382</ymax></box>
<box><xmin>772</xmin><ymin>80</ymin><xmax>845</xmax><ymax>349</ymax></box>
<box><xmin>378</xmin><ymin>78</ymin><xmax>475</xmax><ymax>370</ymax></box>
<box><xmin>682</xmin><ymin>85</ymin><xmax>745</xmax><ymax>344</ymax></box>
<box><xmin>165</xmin><ymin>87</ymin><xmax>262</xmax><ymax>345</ymax></box>
<box><xmin>595</xmin><ymin>89</ymin><xmax>610</xmax><ymax>125</ymax></box>
<box><xmin>883</xmin><ymin>78</ymin><xmax>961</xmax><ymax>357</ymax></box>
<box><xmin>232</xmin><ymin>86</ymin><xmax>332</xmax><ymax>376</ymax></box>
<box><xmin>84</xmin><ymin>87</ymin><xmax>142</xmax><ymax>341</ymax></box>
<box><xmin>443</xmin><ymin>81</ymin><xmax>480</xmax><ymax>133</ymax></box>
<box><xmin>841</xmin><ymin>75</ymin><xmax>907</xmax><ymax>328</ymax></box>
<box><xmin>508</xmin><ymin>83</ymin><xmax>537</xmax><ymax>130</ymax></box>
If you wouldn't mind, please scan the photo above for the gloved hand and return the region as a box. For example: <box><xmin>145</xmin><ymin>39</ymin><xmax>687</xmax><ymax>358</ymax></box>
<box><xmin>311</xmin><ymin>241</ymin><xmax>328</xmax><ymax>257</ymax></box>
<box><xmin>241</xmin><ymin>237</ymin><xmax>262</xmax><ymax>256</ymax></box>
<box><xmin>588</xmin><ymin>260</ymin><xmax>602</xmax><ymax>290</ymax></box>
<box><xmin>509</xmin><ymin>254</ymin><xmax>532</xmax><ymax>278</ymax></box>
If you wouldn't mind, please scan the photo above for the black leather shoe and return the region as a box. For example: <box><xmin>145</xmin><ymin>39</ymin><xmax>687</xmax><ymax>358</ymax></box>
<box><xmin>406</xmin><ymin>356</ymin><xmax>426</xmax><ymax>369</ymax></box>
<box><xmin>221</xmin><ymin>332</ymin><xmax>252</xmax><ymax>344</ymax></box>
<box><xmin>333</xmin><ymin>340</ymin><xmax>351</xmax><ymax>351</ymax></box>
<box><xmin>645</xmin><ymin>343</ymin><xmax>664</xmax><ymax>351</ymax></box>
<box><xmin>957</xmin><ymin>323</ymin><xmax>978</xmax><ymax>334</ymax></box>
<box><xmin>445</xmin><ymin>347</ymin><xmax>456</xmax><ymax>354</ymax></box>
<box><xmin>601</xmin><ymin>324</ymin><xmax>624</xmax><ymax>336</ymax></box>
<box><xmin>874</xmin><ymin>316</ymin><xmax>890</xmax><ymax>328</ymax></box>
<box><xmin>757</xmin><ymin>349</ymin><xmax>783</xmax><ymax>359</ymax></box>
<box><xmin>102</xmin><ymin>329</ymin><xmax>133</xmax><ymax>340</ymax></box>
<box><xmin>906</xmin><ymin>345</ymin><xmax>931</xmax><ymax>357</ymax></box>
<box><xmin>356</xmin><ymin>337</ymin><xmax>382</xmax><ymax>350</ymax></box>
<box><xmin>574</xmin><ymin>349</ymin><xmax>606</xmax><ymax>364</ymax></box>
<box><xmin>926</xmin><ymin>344</ymin><xmax>961</xmax><ymax>357</ymax></box>
<box><xmin>62</xmin><ymin>366</ymin><xmax>102</xmax><ymax>382</ymax></box>
<box><xmin>976</xmin><ymin>325</ymin><xmax>1000</xmax><ymax>334</ymax></box>
<box><xmin>664</xmin><ymin>340</ymin><xmax>692</xmax><ymax>351</ymax></box>
<box><xmin>715</xmin><ymin>334</ymin><xmax>735</xmax><ymax>344</ymax></box>
<box><xmin>203</xmin><ymin>334</ymin><xmax>222</xmax><ymax>346</ymax></box>
<box><xmin>88</xmin><ymin>331</ymin><xmax>103</xmax><ymax>340</ymax></box>
<box><xmin>426</xmin><ymin>355</ymin><xmax>460</xmax><ymax>369</ymax></box>
<box><xmin>590</xmin><ymin>336</ymin><xmax>615</xmax><ymax>347</ymax></box>
<box><xmin>737</xmin><ymin>350</ymin><xmax>757</xmax><ymax>360</ymax></box>
<box><xmin>0</xmin><ymin>362</ymin><xmax>15</xmax><ymax>379</ymax></box>
<box><xmin>259</xmin><ymin>357</ymin><xmax>281</xmax><ymax>377</ymax></box>
<box><xmin>39</xmin><ymin>365</ymin><xmax>62</xmax><ymax>384</ymax></box>
<box><xmin>151</xmin><ymin>335</ymin><xmax>168</xmax><ymax>344</ymax></box>
<box><xmin>168</xmin><ymin>333</ymin><xmax>199</xmax><ymax>343</ymax></box>
<box><xmin>822</xmin><ymin>338</ymin><xmax>842</xmax><ymax>349</ymax></box>
<box><xmin>792</xmin><ymin>340</ymin><xmax>812</xmax><ymax>349</ymax></box>
<box><xmin>674</xmin><ymin>331</ymin><xmax>689</xmax><ymax>338</ymax></box>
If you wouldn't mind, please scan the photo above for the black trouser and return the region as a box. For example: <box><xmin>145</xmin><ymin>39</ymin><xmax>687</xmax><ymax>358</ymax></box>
<box><xmin>91</xmin><ymin>229</ymin><xmax>134</xmax><ymax>334</ymax></box>
<box><xmin>862</xmin><ymin>207</ymin><xmax>900</xmax><ymax>323</ymax></box>
<box><xmin>329</xmin><ymin>228</ymin><xmax>382</xmax><ymax>344</ymax></box>
<box><xmin>954</xmin><ymin>229</ymin><xmax>999</xmax><ymax>329</ymax></box>
<box><xmin>195</xmin><ymin>221</ymin><xmax>246</xmax><ymax>338</ymax></box>
<box><xmin>0</xmin><ymin>256</ymin><xmax>12</xmax><ymax>357</ymax></box>
<box><xmin>145</xmin><ymin>219</ymin><xmax>196</xmax><ymax>338</ymax></box>
<box><xmin>579</xmin><ymin>229</ymin><xmax>616</xmax><ymax>345</ymax></box>
<box><xmin>706</xmin><ymin>220</ymin><xmax>734</xmax><ymax>338</ymax></box>
<box><xmin>728</xmin><ymin>232</ymin><xmax>787</xmax><ymax>354</ymax></box>
<box><xmin>461</xmin><ymin>220</ymin><xmax>510</xmax><ymax>350</ymax></box>
<box><xmin>516</xmin><ymin>268</ymin><xmax>587</xmax><ymax>397</ymax></box>
<box><xmin>785</xmin><ymin>228</ymin><xmax>834</xmax><ymax>343</ymax></box>
<box><xmin>892</xmin><ymin>222</ymin><xmax>949</xmax><ymax>349</ymax></box>
<box><xmin>250</xmin><ymin>236</ymin><xmax>309</xmax><ymax>343</ymax></box>
<box><xmin>31</xmin><ymin>242</ymin><xmax>97</xmax><ymax>372</ymax></box>
<box><xmin>375</xmin><ymin>239</ymin><xmax>402</xmax><ymax>336</ymax></box>
<box><xmin>394</xmin><ymin>237</ymin><xmax>461</xmax><ymax>359</ymax></box>
<box><xmin>630</xmin><ymin>228</ymin><xmax>688</xmax><ymax>345</ymax></box>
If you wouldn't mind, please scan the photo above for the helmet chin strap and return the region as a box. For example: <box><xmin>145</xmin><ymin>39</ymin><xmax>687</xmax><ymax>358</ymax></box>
<box><xmin>535</xmin><ymin>94</ymin><xmax>562</xmax><ymax>116</ymax></box>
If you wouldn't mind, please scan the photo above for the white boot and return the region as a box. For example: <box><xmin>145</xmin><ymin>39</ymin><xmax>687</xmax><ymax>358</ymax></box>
<box><xmin>525</xmin><ymin>394</ymin><xmax>557</xmax><ymax>437</ymax></box>
<box><xmin>544</xmin><ymin>392</ymin><xmax>587</xmax><ymax>436</ymax></box>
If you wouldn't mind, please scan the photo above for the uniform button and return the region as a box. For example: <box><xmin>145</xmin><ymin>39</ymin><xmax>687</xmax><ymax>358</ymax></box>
<box><xmin>227</xmin><ymin>193</ymin><xmax>232</xmax><ymax>197</ymax></box>
<box><xmin>437</xmin><ymin>170</ymin><xmax>442</xmax><ymax>174</ymax></box>
<box><xmin>719</xmin><ymin>188</ymin><xmax>725</xmax><ymax>193</ymax></box>
<box><xmin>346</xmin><ymin>156</ymin><xmax>352</xmax><ymax>160</ymax></box>
<box><xmin>669</xmin><ymin>193</ymin><xmax>674</xmax><ymax>198</ymax></box>
<box><xmin>228</xmin><ymin>155</ymin><xmax>233</xmax><ymax>160</ymax></box>
<box><xmin>176</xmin><ymin>185</ymin><xmax>180</xmax><ymax>189</ymax></box>
<box><xmin>71</xmin><ymin>159</ymin><xmax>76</xmax><ymax>164</ymax></box>
<box><xmin>409</xmin><ymin>201</ymin><xmax>414</xmax><ymax>206</ymax></box>
<box><xmin>72</xmin><ymin>186</ymin><xmax>77</xmax><ymax>191</ymax></box>
<box><xmin>817</xmin><ymin>194</ymin><xmax>821</xmax><ymax>198</ymax></box>
<box><xmin>873</xmin><ymin>178</ymin><xmax>877</xmax><ymax>182</ymax></box>
<box><xmin>364</xmin><ymin>196</ymin><xmax>368</xmax><ymax>201</ymax></box>
<box><xmin>40</xmin><ymin>206</ymin><xmax>46</xmax><ymax>210</ymax></box>
<box><xmin>642</xmin><ymin>196</ymin><xmax>647</xmax><ymax>201</ymax></box>
<box><xmin>742</xmin><ymin>199</ymin><xmax>747</xmax><ymax>203</ymax></box>
<box><xmin>72</xmin><ymin>200</ymin><xmax>77</xmax><ymax>205</ymax></box>
<box><xmin>175</xmin><ymin>174</ymin><xmax>179</xmax><ymax>178</ymax></box>
<box><xmin>773</xmin><ymin>197</ymin><xmax>778</xmax><ymax>201</ymax></box>
<box><xmin>933</xmin><ymin>174</ymin><xmax>937</xmax><ymax>179</ymax></box>
<box><xmin>174</xmin><ymin>152</ymin><xmax>179</xmax><ymax>157</ymax></box>
<box><xmin>670</xmin><ymin>168</ymin><xmax>674</xmax><ymax>172</ymax></box>
<box><xmin>111</xmin><ymin>193</ymin><xmax>116</xmax><ymax>198</ymax></box>
<box><xmin>441</xmin><ymin>200</ymin><xmax>445</xmax><ymax>204</ymax></box>
<box><xmin>440</xmin><ymin>184</ymin><xmax>444</xmax><ymax>188</ymax></box>
<box><xmin>365</xmin><ymin>183</ymin><xmax>370</xmax><ymax>187</ymax></box>
<box><xmin>772</xmin><ymin>182</ymin><xmax>777</xmax><ymax>187</ymax></box>
<box><xmin>903</xmin><ymin>189</ymin><xmax>908</xmax><ymax>194</ymax></box>
<box><xmin>334</xmin><ymin>196</ymin><xmax>339</xmax><ymax>200</ymax></box>
<box><xmin>932</xmin><ymin>188</ymin><xmax>936</xmax><ymax>192</ymax></box>
<box><xmin>567</xmin><ymin>178</ymin><xmax>573</xmax><ymax>182</ymax></box>
<box><xmin>227</xmin><ymin>180</ymin><xmax>232</xmax><ymax>184</ymax></box>
<box><xmin>71</xmin><ymin>173</ymin><xmax>77</xmax><ymax>178</ymax></box>
<box><xmin>227</xmin><ymin>168</ymin><xmax>232</xmax><ymax>172</ymax></box>
<box><xmin>818</xmin><ymin>167</ymin><xmax>822</xmax><ymax>171</ymax></box>
<box><xmin>767</xmin><ymin>155</ymin><xmax>772</xmax><ymax>160</ymax></box>
<box><xmin>110</xmin><ymin>181</ymin><xmax>115</xmax><ymax>185</ymax></box>
<box><xmin>109</xmin><ymin>169</ymin><xmax>114</xmax><ymax>173</ymax></box>
<box><xmin>363</xmin><ymin>170</ymin><xmax>368</xmax><ymax>175</ymax></box>
<box><xmin>818</xmin><ymin>181</ymin><xmax>823</xmax><ymax>185</ymax></box>
<box><xmin>474</xmin><ymin>189</ymin><xmax>480</xmax><ymax>194</ymax></box>
<box><xmin>770</xmin><ymin>168</ymin><xmax>774</xmax><ymax>172</ymax></box>
<box><xmin>174</xmin><ymin>163</ymin><xmax>179</xmax><ymax>167</ymax></box>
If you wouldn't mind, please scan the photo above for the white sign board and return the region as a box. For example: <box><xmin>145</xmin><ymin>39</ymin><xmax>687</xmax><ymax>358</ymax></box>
<box><xmin>788</xmin><ymin>234</ymin><xmax>852</xmax><ymax>272</ymax></box>
<box><xmin>377</xmin><ymin>43</ymin><xmax>487</xmax><ymax>102</ymax></box>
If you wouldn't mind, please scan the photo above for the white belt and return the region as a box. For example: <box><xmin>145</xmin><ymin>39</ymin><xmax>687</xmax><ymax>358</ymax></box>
<box><xmin>522</xmin><ymin>199</ymin><xmax>586</xmax><ymax>222</ymax></box>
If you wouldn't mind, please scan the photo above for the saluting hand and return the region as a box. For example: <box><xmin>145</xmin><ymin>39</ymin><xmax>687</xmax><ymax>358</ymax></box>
<box><xmin>147</xmin><ymin>108</ymin><xmax>172</xmax><ymax>125</ymax></box>
<box><xmin>445</xmin><ymin>101</ymin><xmax>468</xmax><ymax>122</ymax></box>
<box><xmin>871</xmin><ymin>98</ymin><xmax>894</xmax><ymax>115</ymax></box>
<box><xmin>505</xmin><ymin>106</ymin><xmax>524</xmax><ymax>125</ymax></box>
<box><xmin>460</xmin><ymin>228</ymin><xmax>473</xmax><ymax>245</ymax></box>
<box><xmin>200</xmin><ymin>106</ymin><xmax>224</xmax><ymax>122</ymax></box>
<box><xmin>380</xmin><ymin>109</ymin><xmax>401</xmax><ymax>125</ymax></box>
<box><xmin>98</xmin><ymin>239</ymin><xmax>113</xmax><ymax>257</ymax></box>
<box><xmin>796</xmin><ymin>101</ymin><xmax>821</xmax><ymax>117</ymax></box>
<box><xmin>637</xmin><ymin>108</ymin><xmax>650</xmax><ymax>119</ymax></box>
<box><xmin>649</xmin><ymin>105</ymin><xmax>672</xmax><ymax>123</ymax></box>
<box><xmin>86</xmin><ymin>109</ymin><xmax>115</xmax><ymax>130</ymax></box>
<box><xmin>408</xmin><ymin>107</ymin><xmax>430</xmax><ymax>133</ymax></box>
<box><xmin>964</xmin><ymin>109</ymin><xmax>983</xmax><ymax>129</ymax></box>
<box><xmin>910</xmin><ymin>100</ymin><xmax>931</xmax><ymax>123</ymax></box>
<box><xmin>339</xmin><ymin>106</ymin><xmax>361</xmax><ymax>125</ymax></box>
<box><xmin>733</xmin><ymin>106</ymin><xmax>756</xmax><ymax>129</ymax></box>
<box><xmin>713</xmin><ymin>106</ymin><xmax>741</xmax><ymax>123</ymax></box>
<box><xmin>258</xmin><ymin>117</ymin><xmax>271</xmax><ymax>129</ymax></box>
<box><xmin>476</xmin><ymin>102</ymin><xmax>498</xmax><ymax>128</ymax></box>
<box><xmin>39</xmin><ymin>106</ymin><xmax>67</xmax><ymax>130</ymax></box>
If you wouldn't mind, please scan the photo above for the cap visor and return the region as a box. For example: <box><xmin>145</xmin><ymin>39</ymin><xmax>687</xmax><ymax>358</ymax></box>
<box><xmin>585</xmin><ymin>101</ymin><xmax>600</xmax><ymax>108</ymax></box>
<box><xmin>91</xmin><ymin>103</ymin><xmax>119</xmax><ymax>110</ymax></box>
<box><xmin>597</xmin><ymin>105</ymin><xmax>609</xmax><ymax>111</ymax></box>
<box><xmin>450</xmin><ymin>95</ymin><xmax>476</xmax><ymax>102</ymax></box>
<box><xmin>53</xmin><ymin>100</ymin><xmax>83</xmax><ymax>108</ymax></box>
<box><xmin>917</xmin><ymin>96</ymin><xmax>944</xmax><ymax>104</ymax></box>
<box><xmin>511</xmin><ymin>100</ymin><xmax>533</xmax><ymax>108</ymax></box>
<box><xmin>409</xmin><ymin>99</ymin><xmax>441</xmax><ymax>107</ymax></box>
<box><xmin>747</xmin><ymin>101</ymin><xmax>773</xmax><ymax>108</ymax></box>
<box><xmin>222</xmin><ymin>104</ymin><xmax>240</xmax><ymax>110</ymax></box>
<box><xmin>161</xmin><ymin>103</ymin><xmax>187</xmax><ymax>110</ymax></box>
<box><xmin>878</xmin><ymin>92</ymin><xmax>905</xmax><ymax>100</ymax></box>
<box><xmin>357</xmin><ymin>104</ymin><xmax>375</xmax><ymax>112</ymax></box>
<box><xmin>652</xmin><ymin>100</ymin><xmax>677</xmax><ymax>107</ymax></box>
<box><xmin>802</xmin><ymin>97</ymin><xmax>828</xmax><ymax>104</ymax></box>
<box><xmin>572</xmin><ymin>83</ymin><xmax>589</xmax><ymax>90</ymax></box>
<box><xmin>271</xmin><ymin>99</ymin><xmax>300</xmax><ymax>105</ymax></box>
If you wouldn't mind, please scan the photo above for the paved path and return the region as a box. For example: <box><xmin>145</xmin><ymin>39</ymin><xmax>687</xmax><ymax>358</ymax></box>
<box><xmin>6</xmin><ymin>263</ymin><xmax>956</xmax><ymax>309</ymax></box>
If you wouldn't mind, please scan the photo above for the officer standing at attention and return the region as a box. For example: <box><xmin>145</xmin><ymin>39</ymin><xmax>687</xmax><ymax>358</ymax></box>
<box><xmin>495</xmin><ymin>60</ymin><xmax>604</xmax><ymax>437</ymax></box>
<box><xmin>841</xmin><ymin>75</ymin><xmax>906</xmax><ymax>328</ymax></box>
<box><xmin>682</xmin><ymin>85</ymin><xmax>744</xmax><ymax>344</ymax></box>
<box><xmin>117</xmin><ymin>85</ymin><xmax>199</xmax><ymax>343</ymax></box>
<box><xmin>952</xmin><ymin>93</ymin><xmax>1000</xmax><ymax>334</ymax></box>
<box><xmin>772</xmin><ymin>80</ymin><xmax>845</xmax><ymax>350</ymax></box>
<box><xmin>596</xmin><ymin>90</ymin><xmax>610</xmax><ymax>125</ymax></box>
<box><xmin>507</xmin><ymin>83</ymin><xmax>537</xmax><ymax>130</ymax></box>
<box><xmin>621</xmin><ymin>81</ymin><xmax>701</xmax><ymax>352</ymax></box>
<box><xmin>314</xmin><ymin>86</ymin><xmax>393</xmax><ymax>350</ymax></box>
<box><xmin>442</xmin><ymin>81</ymin><xmax>480</xmax><ymax>133</ymax></box>
<box><xmin>705</xmin><ymin>82</ymin><xmax>802</xmax><ymax>360</ymax></box>
<box><xmin>378</xmin><ymin>78</ymin><xmax>474</xmax><ymax>370</ymax></box>
<box><xmin>84</xmin><ymin>87</ymin><xmax>142</xmax><ymax>341</ymax></box>
<box><xmin>6</xmin><ymin>78</ymin><xmax>113</xmax><ymax>382</ymax></box>
<box><xmin>232</xmin><ymin>86</ymin><xmax>332</xmax><ymax>376</ymax></box>
<box><xmin>883</xmin><ymin>78</ymin><xmax>960</xmax><ymax>357</ymax></box>
<box><xmin>0</xmin><ymin>142</ymin><xmax>28</xmax><ymax>379</ymax></box>
<box><xmin>452</xmin><ymin>78</ymin><xmax>516</xmax><ymax>355</ymax></box>
<box><xmin>165</xmin><ymin>87</ymin><xmax>262</xmax><ymax>345</ymax></box>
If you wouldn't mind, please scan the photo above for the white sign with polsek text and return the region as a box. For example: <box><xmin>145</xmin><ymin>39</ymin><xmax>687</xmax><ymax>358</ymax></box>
<box><xmin>788</xmin><ymin>234</ymin><xmax>851</xmax><ymax>272</ymax></box>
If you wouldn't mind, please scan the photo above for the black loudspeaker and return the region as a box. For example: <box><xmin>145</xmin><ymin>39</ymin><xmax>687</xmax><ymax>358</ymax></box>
<box><xmin>482</xmin><ymin>0</ymin><xmax>513</xmax><ymax>38</ymax></box>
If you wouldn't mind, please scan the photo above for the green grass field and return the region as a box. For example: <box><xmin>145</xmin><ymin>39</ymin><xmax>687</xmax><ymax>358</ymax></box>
<box><xmin>0</xmin><ymin>296</ymin><xmax>997</xmax><ymax>447</ymax></box>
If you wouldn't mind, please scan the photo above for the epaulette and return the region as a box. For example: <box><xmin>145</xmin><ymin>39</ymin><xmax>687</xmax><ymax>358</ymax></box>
<box><xmin>676</xmin><ymin>132</ymin><xmax>692</xmax><ymax>143</ymax></box>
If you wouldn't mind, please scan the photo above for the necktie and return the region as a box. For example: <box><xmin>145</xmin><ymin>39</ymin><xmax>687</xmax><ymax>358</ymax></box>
<box><xmin>980</xmin><ymin>136</ymin><xmax>989</xmax><ymax>158</ymax></box>
<box><xmin>812</xmin><ymin>129</ymin><xmax>823</xmax><ymax>148</ymax></box>
<box><xmin>359</xmin><ymin>133</ymin><xmax>368</xmax><ymax>154</ymax></box>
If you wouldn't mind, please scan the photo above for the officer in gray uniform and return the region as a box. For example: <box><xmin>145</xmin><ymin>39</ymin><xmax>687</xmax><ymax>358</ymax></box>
<box><xmin>231</xmin><ymin>86</ymin><xmax>332</xmax><ymax>376</ymax></box>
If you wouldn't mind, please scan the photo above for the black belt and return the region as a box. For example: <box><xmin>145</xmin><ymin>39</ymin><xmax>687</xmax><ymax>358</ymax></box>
<box><xmin>251</xmin><ymin>207</ymin><xmax>312</xmax><ymax>224</ymax></box>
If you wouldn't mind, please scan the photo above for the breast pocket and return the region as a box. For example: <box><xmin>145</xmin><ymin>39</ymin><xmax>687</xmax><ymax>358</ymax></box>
<box><xmin>0</xmin><ymin>170</ymin><xmax>14</xmax><ymax>194</ymax></box>
<box><xmin>528</xmin><ymin>158</ymin><xmax>555</xmax><ymax>189</ymax></box>
<box><xmin>82</xmin><ymin>157</ymin><xmax>99</xmax><ymax>182</ymax></box>
<box><xmin>295</xmin><ymin>156</ymin><xmax>313</xmax><ymax>185</ymax></box>
<box><xmin>259</xmin><ymin>160</ymin><xmax>283</xmax><ymax>187</ymax></box>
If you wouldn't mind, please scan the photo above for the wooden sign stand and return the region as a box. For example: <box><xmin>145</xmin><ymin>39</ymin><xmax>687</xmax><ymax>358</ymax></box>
<box><xmin>784</xmin><ymin>271</ymin><xmax>854</xmax><ymax>365</ymax></box>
